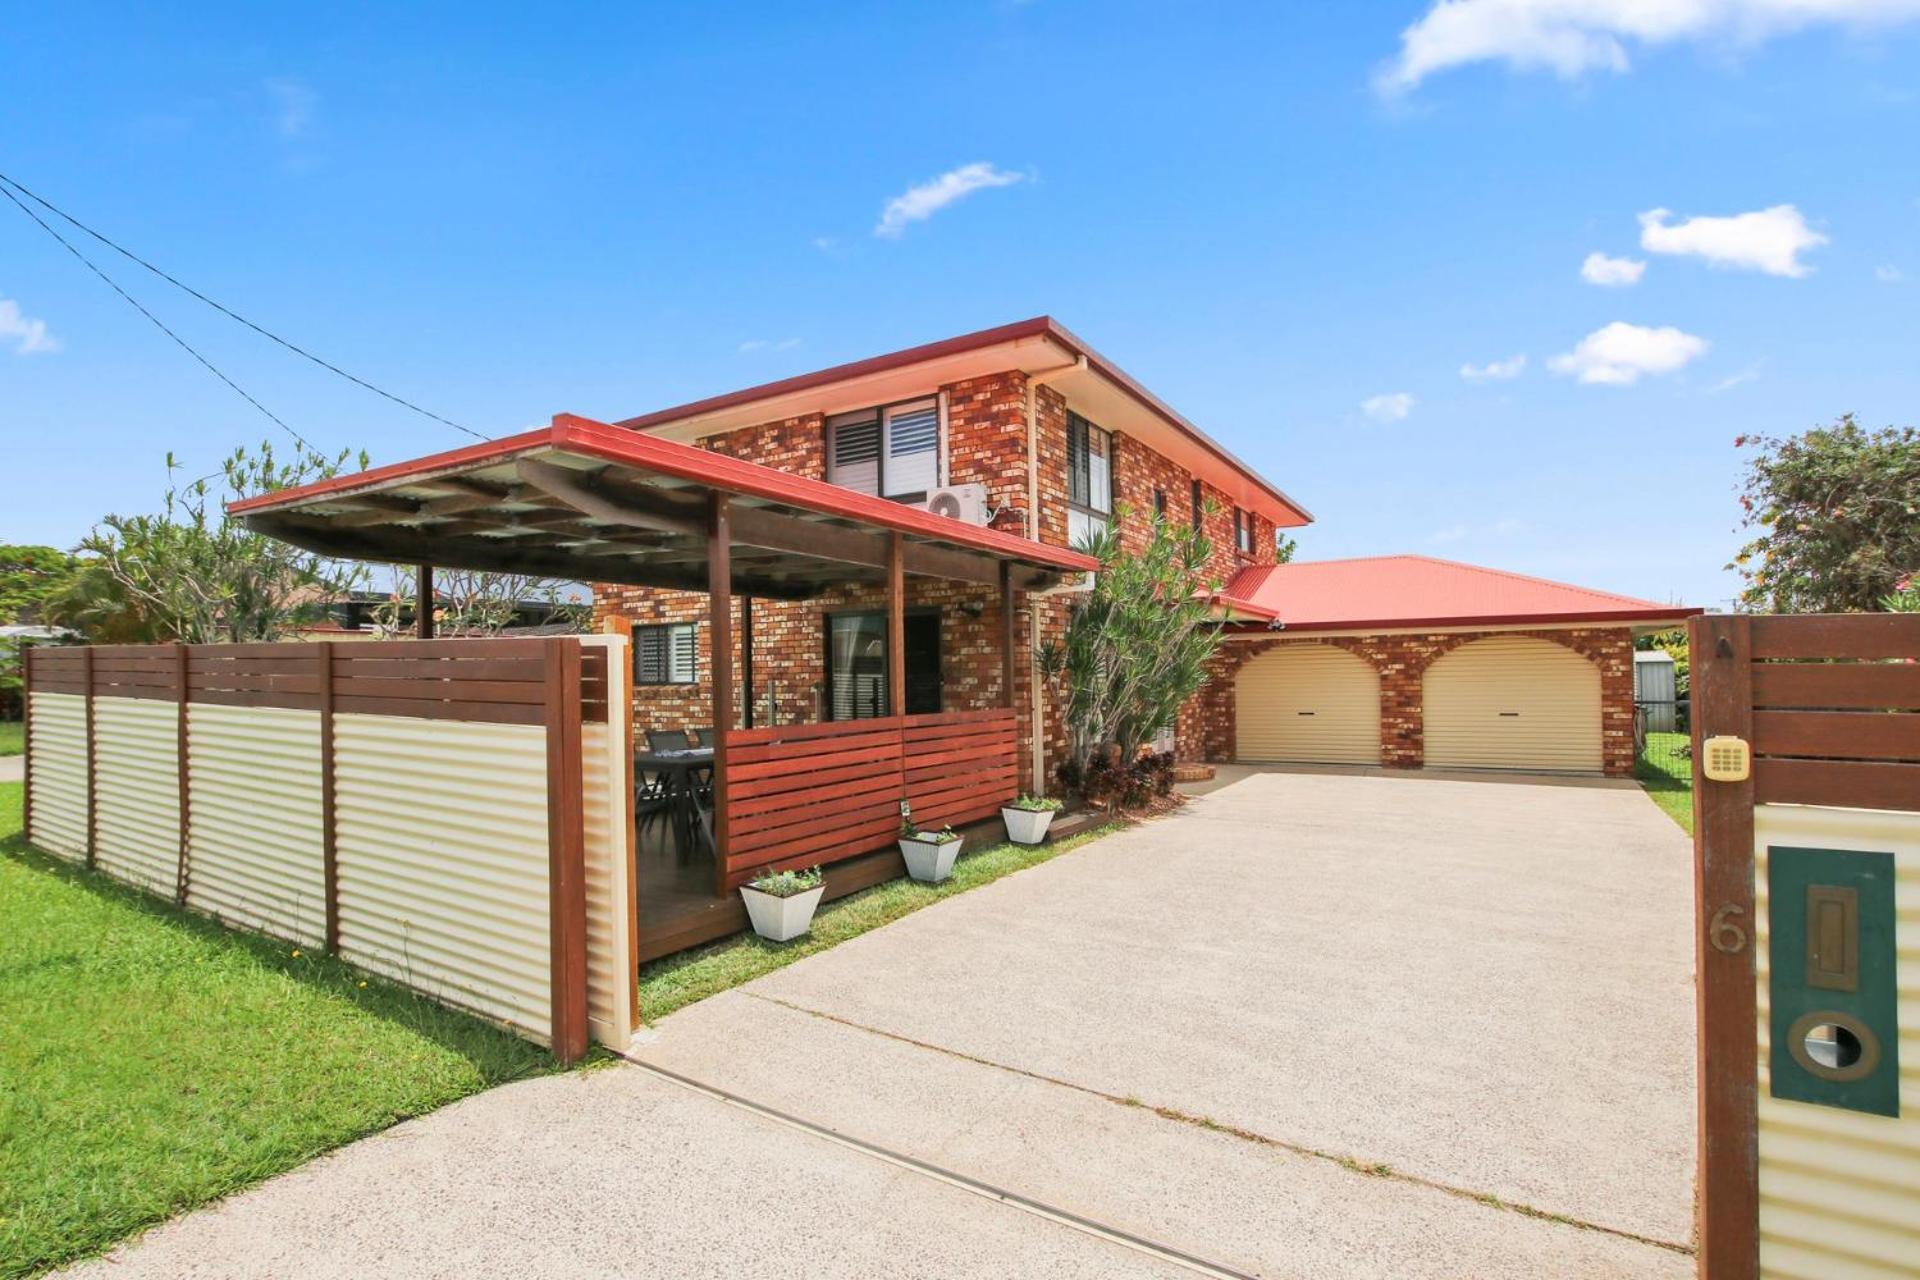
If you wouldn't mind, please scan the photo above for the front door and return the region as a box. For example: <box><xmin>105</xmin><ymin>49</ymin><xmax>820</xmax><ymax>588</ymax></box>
<box><xmin>825</xmin><ymin>610</ymin><xmax>940</xmax><ymax>719</ymax></box>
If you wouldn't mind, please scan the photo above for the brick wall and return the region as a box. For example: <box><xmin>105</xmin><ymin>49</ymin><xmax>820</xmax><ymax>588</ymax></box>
<box><xmin>944</xmin><ymin>372</ymin><xmax>1029</xmax><ymax>535</ymax></box>
<box><xmin>1182</xmin><ymin>627</ymin><xmax>1637</xmax><ymax>777</ymax></box>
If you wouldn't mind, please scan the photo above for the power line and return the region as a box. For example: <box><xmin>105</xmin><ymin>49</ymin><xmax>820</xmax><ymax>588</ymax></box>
<box><xmin>0</xmin><ymin>180</ymin><xmax>320</xmax><ymax>454</ymax></box>
<box><xmin>0</xmin><ymin>170</ymin><xmax>487</xmax><ymax>443</ymax></box>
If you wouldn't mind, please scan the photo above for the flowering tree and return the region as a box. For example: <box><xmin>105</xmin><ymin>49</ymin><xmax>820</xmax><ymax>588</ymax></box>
<box><xmin>1731</xmin><ymin>417</ymin><xmax>1920</xmax><ymax>613</ymax></box>
<box><xmin>371</xmin><ymin>567</ymin><xmax>587</xmax><ymax>637</ymax></box>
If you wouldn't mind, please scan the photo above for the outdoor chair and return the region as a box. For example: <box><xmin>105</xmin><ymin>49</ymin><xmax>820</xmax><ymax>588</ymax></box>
<box><xmin>646</xmin><ymin>728</ymin><xmax>692</xmax><ymax>753</ymax></box>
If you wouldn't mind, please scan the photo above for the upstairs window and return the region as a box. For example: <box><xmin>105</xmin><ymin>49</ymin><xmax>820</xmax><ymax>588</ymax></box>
<box><xmin>1233</xmin><ymin>508</ymin><xmax>1253</xmax><ymax>555</ymax></box>
<box><xmin>635</xmin><ymin>623</ymin><xmax>697</xmax><ymax>685</ymax></box>
<box><xmin>1066</xmin><ymin>412</ymin><xmax>1113</xmax><ymax>547</ymax></box>
<box><xmin>827</xmin><ymin>398</ymin><xmax>938</xmax><ymax>501</ymax></box>
<box><xmin>1191</xmin><ymin>478</ymin><xmax>1204</xmax><ymax>531</ymax></box>
<box><xmin>1153</xmin><ymin>488</ymin><xmax>1167</xmax><ymax>519</ymax></box>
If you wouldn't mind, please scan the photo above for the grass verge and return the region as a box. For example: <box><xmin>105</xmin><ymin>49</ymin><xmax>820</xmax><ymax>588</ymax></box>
<box><xmin>0</xmin><ymin>721</ymin><xmax>20</xmax><ymax>757</ymax></box>
<box><xmin>638</xmin><ymin>822</ymin><xmax>1120</xmax><ymax>1023</ymax></box>
<box><xmin>0</xmin><ymin>782</ymin><xmax>560</xmax><ymax>1279</ymax></box>
<box><xmin>1635</xmin><ymin>731</ymin><xmax>1694</xmax><ymax>836</ymax></box>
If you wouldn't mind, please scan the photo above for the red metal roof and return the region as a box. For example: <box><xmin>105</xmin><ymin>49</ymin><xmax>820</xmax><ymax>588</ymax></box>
<box><xmin>1215</xmin><ymin>555</ymin><xmax>1699</xmax><ymax>632</ymax></box>
<box><xmin>230</xmin><ymin>414</ymin><xmax>1098</xmax><ymax>576</ymax></box>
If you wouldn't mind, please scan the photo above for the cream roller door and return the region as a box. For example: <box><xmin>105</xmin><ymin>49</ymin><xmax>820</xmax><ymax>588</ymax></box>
<box><xmin>1423</xmin><ymin>636</ymin><xmax>1602</xmax><ymax>772</ymax></box>
<box><xmin>1235</xmin><ymin>643</ymin><xmax>1381</xmax><ymax>765</ymax></box>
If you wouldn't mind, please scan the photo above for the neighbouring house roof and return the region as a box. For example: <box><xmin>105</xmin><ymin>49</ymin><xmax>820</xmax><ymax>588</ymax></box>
<box><xmin>615</xmin><ymin>316</ymin><xmax>1314</xmax><ymax>531</ymax></box>
<box><xmin>1214</xmin><ymin>555</ymin><xmax>1700</xmax><ymax>632</ymax></box>
<box><xmin>230</xmin><ymin>414</ymin><xmax>1097</xmax><ymax>599</ymax></box>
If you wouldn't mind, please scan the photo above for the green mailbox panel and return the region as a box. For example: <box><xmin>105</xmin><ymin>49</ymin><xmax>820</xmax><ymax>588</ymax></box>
<box><xmin>1768</xmin><ymin>846</ymin><xmax>1900</xmax><ymax>1118</ymax></box>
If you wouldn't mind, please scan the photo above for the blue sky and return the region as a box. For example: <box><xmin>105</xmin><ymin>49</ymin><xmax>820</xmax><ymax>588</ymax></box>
<box><xmin>3</xmin><ymin>1</ymin><xmax>1916</xmax><ymax>609</ymax></box>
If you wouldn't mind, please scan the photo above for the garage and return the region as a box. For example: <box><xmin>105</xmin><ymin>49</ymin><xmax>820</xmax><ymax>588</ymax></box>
<box><xmin>1234</xmin><ymin>642</ymin><xmax>1380</xmax><ymax>765</ymax></box>
<box><xmin>1423</xmin><ymin>635</ymin><xmax>1602</xmax><ymax>772</ymax></box>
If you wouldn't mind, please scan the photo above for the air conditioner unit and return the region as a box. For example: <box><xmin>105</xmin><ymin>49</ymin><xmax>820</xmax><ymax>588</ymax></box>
<box><xmin>923</xmin><ymin>483</ymin><xmax>990</xmax><ymax>525</ymax></box>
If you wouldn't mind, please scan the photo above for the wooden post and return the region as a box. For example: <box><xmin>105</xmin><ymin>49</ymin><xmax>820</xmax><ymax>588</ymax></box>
<box><xmin>708</xmin><ymin>494</ymin><xmax>733</xmax><ymax>897</ymax></box>
<box><xmin>887</xmin><ymin>533</ymin><xmax>905</xmax><ymax>720</ymax></box>
<box><xmin>174</xmin><ymin>643</ymin><xmax>191</xmax><ymax>905</ymax></box>
<box><xmin>544</xmin><ymin>638</ymin><xmax>589</xmax><ymax>1064</ymax></box>
<box><xmin>741</xmin><ymin>594</ymin><xmax>755</xmax><ymax>730</ymax></box>
<box><xmin>999</xmin><ymin>561</ymin><xmax>1016</xmax><ymax>710</ymax></box>
<box><xmin>318</xmin><ymin>642</ymin><xmax>340</xmax><ymax>953</ymax></box>
<box><xmin>83</xmin><ymin>645</ymin><xmax>96</xmax><ymax>868</ymax></box>
<box><xmin>415</xmin><ymin>563</ymin><xmax>435</xmax><ymax>639</ymax></box>
<box><xmin>20</xmin><ymin>643</ymin><xmax>31</xmax><ymax>843</ymax></box>
<box><xmin>1690</xmin><ymin>613</ymin><xmax>1758</xmax><ymax>1280</ymax></box>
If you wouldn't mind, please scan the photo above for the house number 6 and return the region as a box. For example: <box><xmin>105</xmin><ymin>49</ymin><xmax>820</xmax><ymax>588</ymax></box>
<box><xmin>1709</xmin><ymin>904</ymin><xmax>1748</xmax><ymax>955</ymax></box>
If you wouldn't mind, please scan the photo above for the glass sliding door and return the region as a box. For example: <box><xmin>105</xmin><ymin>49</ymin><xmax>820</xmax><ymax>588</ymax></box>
<box><xmin>824</xmin><ymin>611</ymin><xmax>942</xmax><ymax>720</ymax></box>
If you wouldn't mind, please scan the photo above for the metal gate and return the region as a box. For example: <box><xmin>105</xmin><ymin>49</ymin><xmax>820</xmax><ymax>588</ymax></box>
<box><xmin>1690</xmin><ymin>613</ymin><xmax>1919</xmax><ymax>1279</ymax></box>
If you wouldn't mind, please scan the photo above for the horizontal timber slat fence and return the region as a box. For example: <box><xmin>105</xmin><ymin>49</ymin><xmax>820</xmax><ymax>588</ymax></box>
<box><xmin>19</xmin><ymin>637</ymin><xmax>632</xmax><ymax>1063</ymax></box>
<box><xmin>719</xmin><ymin>707</ymin><xmax>1018</xmax><ymax>890</ymax></box>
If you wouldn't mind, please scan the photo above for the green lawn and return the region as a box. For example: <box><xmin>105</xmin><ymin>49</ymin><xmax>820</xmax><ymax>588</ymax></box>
<box><xmin>0</xmin><ymin>782</ymin><xmax>559</xmax><ymax>1279</ymax></box>
<box><xmin>0</xmin><ymin>722</ymin><xmax>21</xmax><ymax>757</ymax></box>
<box><xmin>638</xmin><ymin>822</ymin><xmax>1119</xmax><ymax>1023</ymax></box>
<box><xmin>1636</xmin><ymin>731</ymin><xmax>1694</xmax><ymax>836</ymax></box>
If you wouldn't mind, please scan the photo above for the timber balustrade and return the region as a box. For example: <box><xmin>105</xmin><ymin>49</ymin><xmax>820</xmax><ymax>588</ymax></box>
<box><xmin>719</xmin><ymin>707</ymin><xmax>1018</xmax><ymax>889</ymax></box>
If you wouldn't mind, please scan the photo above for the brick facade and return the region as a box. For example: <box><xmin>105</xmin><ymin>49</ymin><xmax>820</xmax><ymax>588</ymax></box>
<box><xmin>594</xmin><ymin>362</ymin><xmax>1290</xmax><ymax>793</ymax></box>
<box><xmin>1182</xmin><ymin>627</ymin><xmax>1638</xmax><ymax>777</ymax></box>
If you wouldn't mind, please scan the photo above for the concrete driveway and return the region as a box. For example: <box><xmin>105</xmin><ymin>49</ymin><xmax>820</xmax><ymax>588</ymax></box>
<box><xmin>70</xmin><ymin>769</ymin><xmax>1695</xmax><ymax>1278</ymax></box>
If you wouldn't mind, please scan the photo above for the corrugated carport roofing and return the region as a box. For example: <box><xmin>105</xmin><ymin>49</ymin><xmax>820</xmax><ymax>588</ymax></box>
<box><xmin>231</xmin><ymin>414</ymin><xmax>1097</xmax><ymax>599</ymax></box>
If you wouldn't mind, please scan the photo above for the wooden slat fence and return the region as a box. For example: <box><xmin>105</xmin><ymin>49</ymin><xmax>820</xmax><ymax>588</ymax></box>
<box><xmin>19</xmin><ymin>636</ymin><xmax>622</xmax><ymax>1063</ymax></box>
<box><xmin>720</xmin><ymin>707</ymin><xmax>1018</xmax><ymax>889</ymax></box>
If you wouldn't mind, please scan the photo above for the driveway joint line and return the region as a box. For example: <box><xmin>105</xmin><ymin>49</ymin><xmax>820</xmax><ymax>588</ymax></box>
<box><xmin>744</xmin><ymin>992</ymin><xmax>1697</xmax><ymax>1258</ymax></box>
<box><xmin>615</xmin><ymin>1050</ymin><xmax>1260</xmax><ymax>1280</ymax></box>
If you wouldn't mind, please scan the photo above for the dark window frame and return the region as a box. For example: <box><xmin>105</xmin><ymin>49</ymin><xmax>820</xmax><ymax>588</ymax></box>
<box><xmin>1190</xmin><ymin>478</ymin><xmax>1204</xmax><ymax>532</ymax></box>
<box><xmin>1233</xmin><ymin>508</ymin><xmax>1253</xmax><ymax>556</ymax></box>
<box><xmin>634</xmin><ymin>622</ymin><xmax>698</xmax><ymax>686</ymax></box>
<box><xmin>1066</xmin><ymin>411</ymin><xmax>1115</xmax><ymax>541</ymax></box>
<box><xmin>820</xmin><ymin>606</ymin><xmax>943</xmax><ymax>720</ymax></box>
<box><xmin>826</xmin><ymin>395</ymin><xmax>942</xmax><ymax>506</ymax></box>
<box><xmin>1152</xmin><ymin>488</ymin><xmax>1167</xmax><ymax>520</ymax></box>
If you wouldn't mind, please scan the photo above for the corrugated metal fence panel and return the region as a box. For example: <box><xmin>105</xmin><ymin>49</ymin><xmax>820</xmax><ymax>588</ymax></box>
<box><xmin>332</xmin><ymin>714</ymin><xmax>552</xmax><ymax>1042</ymax></box>
<box><xmin>26</xmin><ymin>691</ymin><xmax>88</xmax><ymax>860</ymax></box>
<box><xmin>92</xmin><ymin>695</ymin><xmax>181</xmax><ymax>896</ymax></box>
<box><xmin>185</xmin><ymin>703</ymin><xmax>327</xmax><ymax>947</ymax></box>
<box><xmin>1234</xmin><ymin>642</ymin><xmax>1382</xmax><ymax>765</ymax></box>
<box><xmin>1423</xmin><ymin>635</ymin><xmax>1603</xmax><ymax>773</ymax></box>
<box><xmin>580</xmin><ymin>633</ymin><xmax>633</xmax><ymax>1048</ymax></box>
<box><xmin>1755</xmin><ymin>803</ymin><xmax>1920</xmax><ymax>1280</ymax></box>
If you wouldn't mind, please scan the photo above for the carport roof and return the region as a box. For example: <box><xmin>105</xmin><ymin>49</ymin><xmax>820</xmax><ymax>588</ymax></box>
<box><xmin>1216</xmin><ymin>554</ymin><xmax>1700</xmax><ymax>632</ymax></box>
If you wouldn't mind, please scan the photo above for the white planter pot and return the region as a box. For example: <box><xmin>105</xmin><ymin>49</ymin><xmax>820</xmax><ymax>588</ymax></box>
<box><xmin>739</xmin><ymin>883</ymin><xmax>825</xmax><ymax>942</ymax></box>
<box><xmin>1001</xmin><ymin>806</ymin><xmax>1056</xmax><ymax>845</ymax></box>
<box><xmin>899</xmin><ymin>835</ymin><xmax>963</xmax><ymax>883</ymax></box>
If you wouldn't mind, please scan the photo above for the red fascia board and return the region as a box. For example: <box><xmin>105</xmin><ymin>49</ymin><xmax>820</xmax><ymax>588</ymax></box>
<box><xmin>229</xmin><ymin>415</ymin><xmax>1098</xmax><ymax>574</ymax></box>
<box><xmin>615</xmin><ymin>315</ymin><xmax>1314</xmax><ymax>528</ymax></box>
<box><xmin>1218</xmin><ymin>606</ymin><xmax>1704</xmax><ymax>635</ymax></box>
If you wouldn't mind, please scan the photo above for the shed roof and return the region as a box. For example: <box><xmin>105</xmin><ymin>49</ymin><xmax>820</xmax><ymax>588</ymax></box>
<box><xmin>1216</xmin><ymin>554</ymin><xmax>1698</xmax><ymax>632</ymax></box>
<box><xmin>231</xmin><ymin>414</ymin><xmax>1096</xmax><ymax>599</ymax></box>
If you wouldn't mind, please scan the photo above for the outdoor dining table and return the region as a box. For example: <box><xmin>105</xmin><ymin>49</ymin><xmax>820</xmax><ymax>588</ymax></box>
<box><xmin>634</xmin><ymin>747</ymin><xmax>715</xmax><ymax>855</ymax></box>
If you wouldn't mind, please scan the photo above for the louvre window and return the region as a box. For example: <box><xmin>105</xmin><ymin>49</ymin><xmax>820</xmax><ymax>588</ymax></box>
<box><xmin>827</xmin><ymin>398</ymin><xmax>939</xmax><ymax>500</ymax></box>
<box><xmin>634</xmin><ymin>623</ymin><xmax>697</xmax><ymax>685</ymax></box>
<box><xmin>1066</xmin><ymin>412</ymin><xmax>1113</xmax><ymax>547</ymax></box>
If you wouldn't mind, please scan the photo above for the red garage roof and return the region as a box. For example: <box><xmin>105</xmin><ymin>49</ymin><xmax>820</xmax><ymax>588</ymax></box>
<box><xmin>1216</xmin><ymin>555</ymin><xmax>1698</xmax><ymax>632</ymax></box>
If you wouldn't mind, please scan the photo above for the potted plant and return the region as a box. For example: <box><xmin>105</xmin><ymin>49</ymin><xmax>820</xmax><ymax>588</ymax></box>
<box><xmin>1000</xmin><ymin>794</ymin><xmax>1065</xmax><ymax>845</ymax></box>
<box><xmin>898</xmin><ymin>817</ymin><xmax>964</xmax><ymax>883</ymax></box>
<box><xmin>738</xmin><ymin>865</ymin><xmax>825</xmax><ymax>942</ymax></box>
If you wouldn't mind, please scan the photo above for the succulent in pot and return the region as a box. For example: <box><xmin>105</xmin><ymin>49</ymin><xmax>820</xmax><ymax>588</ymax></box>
<box><xmin>739</xmin><ymin>865</ymin><xmax>825</xmax><ymax>942</ymax></box>
<box><xmin>898</xmin><ymin>817</ymin><xmax>964</xmax><ymax>883</ymax></box>
<box><xmin>1001</xmin><ymin>794</ymin><xmax>1064</xmax><ymax>845</ymax></box>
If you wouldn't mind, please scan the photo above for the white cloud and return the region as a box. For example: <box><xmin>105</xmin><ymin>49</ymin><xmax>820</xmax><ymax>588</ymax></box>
<box><xmin>810</xmin><ymin>236</ymin><xmax>839</xmax><ymax>252</ymax></box>
<box><xmin>1460</xmin><ymin>354</ymin><xmax>1526</xmax><ymax>381</ymax></box>
<box><xmin>1360</xmin><ymin>391</ymin><xmax>1416</xmax><ymax>422</ymax></box>
<box><xmin>1876</xmin><ymin>263</ymin><xmax>1906</xmax><ymax>283</ymax></box>
<box><xmin>874</xmin><ymin>163</ymin><xmax>1025</xmax><ymax>238</ymax></box>
<box><xmin>1580</xmin><ymin>251</ymin><xmax>1646</xmax><ymax>286</ymax></box>
<box><xmin>1548</xmin><ymin>321</ymin><xmax>1708</xmax><ymax>385</ymax></box>
<box><xmin>265</xmin><ymin>78</ymin><xmax>317</xmax><ymax>138</ymax></box>
<box><xmin>0</xmin><ymin>298</ymin><xmax>59</xmax><ymax>355</ymax></box>
<box><xmin>1378</xmin><ymin>0</ymin><xmax>1920</xmax><ymax>93</ymax></box>
<box><xmin>1638</xmin><ymin>204</ymin><xmax>1827</xmax><ymax>276</ymax></box>
<box><xmin>738</xmin><ymin>337</ymin><xmax>802</xmax><ymax>354</ymax></box>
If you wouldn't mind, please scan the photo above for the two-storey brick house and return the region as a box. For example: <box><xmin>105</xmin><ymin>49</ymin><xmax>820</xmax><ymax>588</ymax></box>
<box><xmin>593</xmin><ymin>317</ymin><xmax>1313</xmax><ymax>792</ymax></box>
